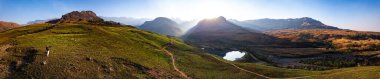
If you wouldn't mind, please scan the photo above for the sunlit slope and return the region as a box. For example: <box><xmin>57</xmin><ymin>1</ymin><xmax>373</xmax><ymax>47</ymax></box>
<box><xmin>0</xmin><ymin>23</ymin><xmax>261</xmax><ymax>79</ymax></box>
<box><xmin>0</xmin><ymin>23</ymin><xmax>379</xmax><ymax>79</ymax></box>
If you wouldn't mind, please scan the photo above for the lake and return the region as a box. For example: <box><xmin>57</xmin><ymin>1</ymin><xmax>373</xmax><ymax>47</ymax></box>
<box><xmin>223</xmin><ymin>51</ymin><xmax>246</xmax><ymax>61</ymax></box>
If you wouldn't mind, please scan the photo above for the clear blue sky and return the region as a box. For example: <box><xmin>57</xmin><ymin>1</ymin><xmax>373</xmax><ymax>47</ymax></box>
<box><xmin>0</xmin><ymin>0</ymin><xmax>379</xmax><ymax>31</ymax></box>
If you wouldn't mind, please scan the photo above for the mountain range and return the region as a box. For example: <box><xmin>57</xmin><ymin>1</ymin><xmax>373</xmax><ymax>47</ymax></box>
<box><xmin>101</xmin><ymin>17</ymin><xmax>150</xmax><ymax>26</ymax></box>
<box><xmin>183</xmin><ymin>16</ymin><xmax>286</xmax><ymax>56</ymax></box>
<box><xmin>231</xmin><ymin>17</ymin><xmax>339</xmax><ymax>32</ymax></box>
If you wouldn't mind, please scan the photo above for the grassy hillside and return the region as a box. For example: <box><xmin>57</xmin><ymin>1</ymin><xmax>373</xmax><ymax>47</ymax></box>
<box><xmin>0</xmin><ymin>23</ymin><xmax>264</xmax><ymax>78</ymax></box>
<box><xmin>267</xmin><ymin>29</ymin><xmax>380</xmax><ymax>52</ymax></box>
<box><xmin>0</xmin><ymin>23</ymin><xmax>380</xmax><ymax>79</ymax></box>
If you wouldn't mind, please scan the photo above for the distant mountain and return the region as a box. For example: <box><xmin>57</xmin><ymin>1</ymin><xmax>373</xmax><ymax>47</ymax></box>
<box><xmin>168</xmin><ymin>18</ymin><xmax>198</xmax><ymax>32</ymax></box>
<box><xmin>176</xmin><ymin>20</ymin><xmax>198</xmax><ymax>32</ymax></box>
<box><xmin>101</xmin><ymin>17</ymin><xmax>150</xmax><ymax>26</ymax></box>
<box><xmin>27</xmin><ymin>20</ymin><xmax>47</xmax><ymax>24</ymax></box>
<box><xmin>139</xmin><ymin>17</ymin><xmax>183</xmax><ymax>36</ymax></box>
<box><xmin>27</xmin><ymin>18</ymin><xmax>59</xmax><ymax>25</ymax></box>
<box><xmin>0</xmin><ymin>21</ymin><xmax>21</xmax><ymax>31</ymax></box>
<box><xmin>183</xmin><ymin>16</ymin><xmax>285</xmax><ymax>56</ymax></box>
<box><xmin>231</xmin><ymin>17</ymin><xmax>339</xmax><ymax>32</ymax></box>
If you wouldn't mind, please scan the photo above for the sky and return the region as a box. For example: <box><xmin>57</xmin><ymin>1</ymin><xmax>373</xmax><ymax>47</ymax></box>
<box><xmin>0</xmin><ymin>0</ymin><xmax>379</xmax><ymax>31</ymax></box>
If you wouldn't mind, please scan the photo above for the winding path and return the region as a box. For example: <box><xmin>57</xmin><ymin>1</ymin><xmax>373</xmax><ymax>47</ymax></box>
<box><xmin>161</xmin><ymin>47</ymin><xmax>191</xmax><ymax>79</ymax></box>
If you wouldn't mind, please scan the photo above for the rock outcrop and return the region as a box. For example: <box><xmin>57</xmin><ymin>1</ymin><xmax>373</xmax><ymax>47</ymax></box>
<box><xmin>46</xmin><ymin>11</ymin><xmax>120</xmax><ymax>25</ymax></box>
<box><xmin>59</xmin><ymin>11</ymin><xmax>104</xmax><ymax>23</ymax></box>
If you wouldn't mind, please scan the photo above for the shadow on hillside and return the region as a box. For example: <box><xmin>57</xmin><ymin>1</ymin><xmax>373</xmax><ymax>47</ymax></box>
<box><xmin>6</xmin><ymin>47</ymin><xmax>42</xmax><ymax>78</ymax></box>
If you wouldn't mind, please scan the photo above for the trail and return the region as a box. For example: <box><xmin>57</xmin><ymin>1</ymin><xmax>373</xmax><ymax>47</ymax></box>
<box><xmin>161</xmin><ymin>46</ymin><xmax>191</xmax><ymax>79</ymax></box>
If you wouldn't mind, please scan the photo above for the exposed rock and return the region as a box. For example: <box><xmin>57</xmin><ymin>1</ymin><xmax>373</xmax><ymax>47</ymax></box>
<box><xmin>46</xmin><ymin>11</ymin><xmax>121</xmax><ymax>26</ymax></box>
<box><xmin>59</xmin><ymin>11</ymin><xmax>104</xmax><ymax>23</ymax></box>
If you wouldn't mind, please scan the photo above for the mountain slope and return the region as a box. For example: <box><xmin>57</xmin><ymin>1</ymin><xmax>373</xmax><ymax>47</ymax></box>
<box><xmin>183</xmin><ymin>16</ymin><xmax>285</xmax><ymax>56</ymax></box>
<box><xmin>0</xmin><ymin>21</ymin><xmax>21</xmax><ymax>31</ymax></box>
<box><xmin>267</xmin><ymin>29</ymin><xmax>380</xmax><ymax>52</ymax></box>
<box><xmin>0</xmin><ymin>23</ymin><xmax>347</xmax><ymax>79</ymax></box>
<box><xmin>0</xmin><ymin>23</ymin><xmax>253</xmax><ymax>78</ymax></box>
<box><xmin>232</xmin><ymin>17</ymin><xmax>339</xmax><ymax>32</ymax></box>
<box><xmin>0</xmin><ymin>11</ymin><xmax>311</xmax><ymax>79</ymax></box>
<box><xmin>139</xmin><ymin>17</ymin><xmax>183</xmax><ymax>36</ymax></box>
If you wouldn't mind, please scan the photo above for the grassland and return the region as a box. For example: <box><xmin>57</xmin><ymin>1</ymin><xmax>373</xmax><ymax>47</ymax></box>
<box><xmin>0</xmin><ymin>23</ymin><xmax>379</xmax><ymax>79</ymax></box>
<box><xmin>267</xmin><ymin>29</ymin><xmax>380</xmax><ymax>52</ymax></box>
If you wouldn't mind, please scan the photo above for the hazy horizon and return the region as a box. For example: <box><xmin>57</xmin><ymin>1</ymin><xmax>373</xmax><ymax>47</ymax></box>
<box><xmin>0</xmin><ymin>0</ymin><xmax>379</xmax><ymax>31</ymax></box>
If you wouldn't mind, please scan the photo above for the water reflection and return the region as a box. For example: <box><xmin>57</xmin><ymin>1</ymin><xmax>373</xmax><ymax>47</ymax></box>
<box><xmin>223</xmin><ymin>51</ymin><xmax>246</xmax><ymax>61</ymax></box>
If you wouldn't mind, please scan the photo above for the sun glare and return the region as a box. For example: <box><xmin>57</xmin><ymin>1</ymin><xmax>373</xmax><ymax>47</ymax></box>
<box><xmin>196</xmin><ymin>4</ymin><xmax>220</xmax><ymax>19</ymax></box>
<box><xmin>194</xmin><ymin>1</ymin><xmax>230</xmax><ymax>19</ymax></box>
<box><xmin>157</xmin><ymin>0</ymin><xmax>252</xmax><ymax>21</ymax></box>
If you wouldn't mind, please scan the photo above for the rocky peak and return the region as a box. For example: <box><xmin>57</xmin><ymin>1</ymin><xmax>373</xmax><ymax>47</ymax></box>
<box><xmin>58</xmin><ymin>11</ymin><xmax>104</xmax><ymax>23</ymax></box>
